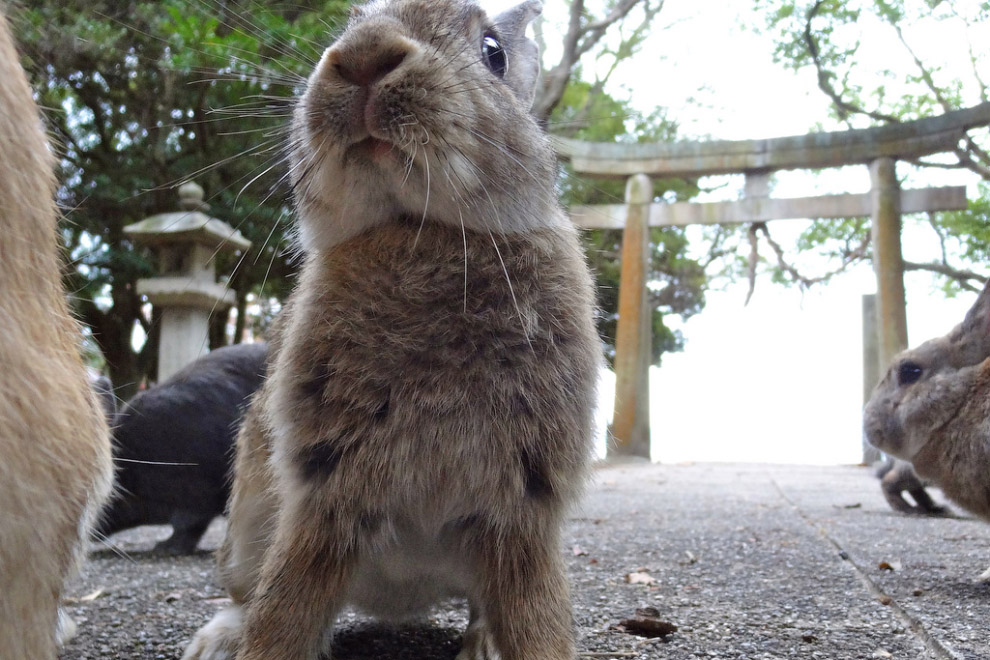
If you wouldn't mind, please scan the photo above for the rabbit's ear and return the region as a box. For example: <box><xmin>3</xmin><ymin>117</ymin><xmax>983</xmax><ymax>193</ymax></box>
<box><xmin>948</xmin><ymin>278</ymin><xmax>990</xmax><ymax>366</ymax></box>
<box><xmin>493</xmin><ymin>0</ymin><xmax>543</xmax><ymax>109</ymax></box>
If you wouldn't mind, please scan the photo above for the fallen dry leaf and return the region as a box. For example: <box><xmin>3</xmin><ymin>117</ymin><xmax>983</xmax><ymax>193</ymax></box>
<box><xmin>65</xmin><ymin>589</ymin><xmax>104</xmax><ymax>604</ymax></box>
<box><xmin>610</xmin><ymin>609</ymin><xmax>678</xmax><ymax>639</ymax></box>
<box><xmin>625</xmin><ymin>572</ymin><xmax>656</xmax><ymax>585</ymax></box>
<box><xmin>573</xmin><ymin>545</ymin><xmax>588</xmax><ymax>557</ymax></box>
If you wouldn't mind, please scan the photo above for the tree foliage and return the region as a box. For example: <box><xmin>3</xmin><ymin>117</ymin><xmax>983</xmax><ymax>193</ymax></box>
<box><xmin>753</xmin><ymin>0</ymin><xmax>990</xmax><ymax>293</ymax></box>
<box><xmin>12</xmin><ymin>0</ymin><xmax>349</xmax><ymax>396</ymax></box>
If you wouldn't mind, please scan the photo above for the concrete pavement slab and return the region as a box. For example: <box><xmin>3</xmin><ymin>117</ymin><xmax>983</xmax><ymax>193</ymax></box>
<box><xmin>59</xmin><ymin>463</ymin><xmax>990</xmax><ymax>659</ymax></box>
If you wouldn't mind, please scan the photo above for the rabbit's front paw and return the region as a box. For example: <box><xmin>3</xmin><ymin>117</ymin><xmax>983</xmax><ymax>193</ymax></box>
<box><xmin>56</xmin><ymin>608</ymin><xmax>78</xmax><ymax>647</ymax></box>
<box><xmin>181</xmin><ymin>606</ymin><xmax>243</xmax><ymax>660</ymax></box>
<box><xmin>456</xmin><ymin>616</ymin><xmax>501</xmax><ymax>660</ymax></box>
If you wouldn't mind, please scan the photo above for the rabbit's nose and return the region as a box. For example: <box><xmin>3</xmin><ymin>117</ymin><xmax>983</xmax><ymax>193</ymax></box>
<box><xmin>330</xmin><ymin>43</ymin><xmax>410</xmax><ymax>88</ymax></box>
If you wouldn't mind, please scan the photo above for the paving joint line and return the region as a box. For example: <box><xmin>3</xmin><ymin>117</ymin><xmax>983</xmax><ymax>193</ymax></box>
<box><xmin>768</xmin><ymin>476</ymin><xmax>962</xmax><ymax>660</ymax></box>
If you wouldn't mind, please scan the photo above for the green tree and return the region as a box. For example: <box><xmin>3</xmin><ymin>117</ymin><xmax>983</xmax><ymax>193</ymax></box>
<box><xmin>752</xmin><ymin>0</ymin><xmax>990</xmax><ymax>293</ymax></box>
<box><xmin>12</xmin><ymin>0</ymin><xmax>350</xmax><ymax>397</ymax></box>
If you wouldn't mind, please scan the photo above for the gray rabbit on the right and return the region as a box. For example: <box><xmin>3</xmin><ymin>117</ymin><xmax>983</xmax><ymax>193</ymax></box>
<box><xmin>864</xmin><ymin>280</ymin><xmax>990</xmax><ymax>581</ymax></box>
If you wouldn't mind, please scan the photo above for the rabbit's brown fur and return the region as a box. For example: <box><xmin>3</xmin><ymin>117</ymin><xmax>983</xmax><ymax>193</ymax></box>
<box><xmin>864</xmin><ymin>281</ymin><xmax>990</xmax><ymax>578</ymax></box>
<box><xmin>0</xmin><ymin>9</ymin><xmax>113</xmax><ymax>658</ymax></box>
<box><xmin>184</xmin><ymin>1</ymin><xmax>599</xmax><ymax>659</ymax></box>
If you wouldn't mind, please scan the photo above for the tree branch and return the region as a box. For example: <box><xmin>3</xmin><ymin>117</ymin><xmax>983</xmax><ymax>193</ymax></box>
<box><xmin>744</xmin><ymin>223</ymin><xmax>761</xmax><ymax>305</ymax></box>
<box><xmin>946</xmin><ymin>0</ymin><xmax>989</xmax><ymax>103</ymax></box>
<box><xmin>744</xmin><ymin>221</ymin><xmax>871</xmax><ymax>302</ymax></box>
<box><xmin>534</xmin><ymin>0</ymin><xmax>663</xmax><ymax>121</ymax></box>
<box><xmin>889</xmin><ymin>20</ymin><xmax>952</xmax><ymax>114</ymax></box>
<box><xmin>903</xmin><ymin>260</ymin><xmax>987</xmax><ymax>291</ymax></box>
<box><xmin>803</xmin><ymin>0</ymin><xmax>899</xmax><ymax>124</ymax></box>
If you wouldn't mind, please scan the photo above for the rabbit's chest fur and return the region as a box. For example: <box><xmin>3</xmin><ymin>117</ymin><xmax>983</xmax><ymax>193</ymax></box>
<box><xmin>346</xmin><ymin>519</ymin><xmax>475</xmax><ymax>618</ymax></box>
<box><xmin>262</xmin><ymin>219</ymin><xmax>598</xmax><ymax>609</ymax></box>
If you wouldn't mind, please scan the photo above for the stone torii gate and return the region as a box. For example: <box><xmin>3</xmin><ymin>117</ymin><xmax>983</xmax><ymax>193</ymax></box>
<box><xmin>555</xmin><ymin>102</ymin><xmax>990</xmax><ymax>460</ymax></box>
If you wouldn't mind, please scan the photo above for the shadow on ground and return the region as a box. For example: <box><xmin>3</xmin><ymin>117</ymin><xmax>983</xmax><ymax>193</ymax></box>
<box><xmin>329</xmin><ymin>624</ymin><xmax>462</xmax><ymax>659</ymax></box>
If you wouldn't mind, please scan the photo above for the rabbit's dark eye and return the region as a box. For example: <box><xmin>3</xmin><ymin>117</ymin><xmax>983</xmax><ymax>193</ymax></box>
<box><xmin>897</xmin><ymin>361</ymin><xmax>923</xmax><ymax>386</ymax></box>
<box><xmin>482</xmin><ymin>32</ymin><xmax>507</xmax><ymax>78</ymax></box>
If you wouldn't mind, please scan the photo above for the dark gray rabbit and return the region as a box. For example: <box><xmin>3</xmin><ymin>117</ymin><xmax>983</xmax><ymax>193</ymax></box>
<box><xmin>183</xmin><ymin>1</ymin><xmax>600</xmax><ymax>658</ymax></box>
<box><xmin>98</xmin><ymin>342</ymin><xmax>267</xmax><ymax>554</ymax></box>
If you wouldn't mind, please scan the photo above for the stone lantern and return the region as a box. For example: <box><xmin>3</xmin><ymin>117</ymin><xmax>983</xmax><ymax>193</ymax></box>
<box><xmin>124</xmin><ymin>182</ymin><xmax>251</xmax><ymax>381</ymax></box>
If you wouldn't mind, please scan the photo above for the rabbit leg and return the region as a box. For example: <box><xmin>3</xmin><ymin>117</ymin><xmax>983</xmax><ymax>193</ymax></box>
<box><xmin>183</xmin><ymin>433</ymin><xmax>279</xmax><ymax>660</ymax></box>
<box><xmin>235</xmin><ymin>513</ymin><xmax>356</xmax><ymax>660</ymax></box>
<box><xmin>156</xmin><ymin>511</ymin><xmax>212</xmax><ymax>555</ymax></box>
<box><xmin>472</xmin><ymin>524</ymin><xmax>575</xmax><ymax>660</ymax></box>
<box><xmin>216</xmin><ymin>469</ymin><xmax>278</xmax><ymax>605</ymax></box>
<box><xmin>456</xmin><ymin>604</ymin><xmax>500</xmax><ymax>660</ymax></box>
<box><xmin>905</xmin><ymin>486</ymin><xmax>950</xmax><ymax>516</ymax></box>
<box><xmin>181</xmin><ymin>606</ymin><xmax>244</xmax><ymax>660</ymax></box>
<box><xmin>56</xmin><ymin>608</ymin><xmax>78</xmax><ymax>646</ymax></box>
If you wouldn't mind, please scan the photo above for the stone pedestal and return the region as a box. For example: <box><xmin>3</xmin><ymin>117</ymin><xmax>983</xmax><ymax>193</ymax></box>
<box><xmin>124</xmin><ymin>182</ymin><xmax>251</xmax><ymax>381</ymax></box>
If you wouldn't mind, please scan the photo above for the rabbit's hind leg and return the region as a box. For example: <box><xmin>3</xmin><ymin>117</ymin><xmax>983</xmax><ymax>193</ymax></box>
<box><xmin>235</xmin><ymin>502</ymin><xmax>358</xmax><ymax>660</ymax></box>
<box><xmin>183</xmin><ymin>407</ymin><xmax>277</xmax><ymax>660</ymax></box>
<box><xmin>456</xmin><ymin>605</ymin><xmax>501</xmax><ymax>660</ymax></box>
<box><xmin>468</xmin><ymin>520</ymin><xmax>575</xmax><ymax>660</ymax></box>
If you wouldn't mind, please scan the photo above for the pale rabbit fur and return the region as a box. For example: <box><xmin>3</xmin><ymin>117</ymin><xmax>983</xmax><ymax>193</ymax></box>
<box><xmin>864</xmin><ymin>280</ymin><xmax>990</xmax><ymax>579</ymax></box>
<box><xmin>0</xmin><ymin>8</ymin><xmax>114</xmax><ymax>659</ymax></box>
<box><xmin>183</xmin><ymin>1</ymin><xmax>599</xmax><ymax>659</ymax></box>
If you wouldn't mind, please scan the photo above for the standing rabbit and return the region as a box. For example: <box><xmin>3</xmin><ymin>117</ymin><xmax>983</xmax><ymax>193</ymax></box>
<box><xmin>0</xmin><ymin>8</ymin><xmax>113</xmax><ymax>658</ymax></box>
<box><xmin>183</xmin><ymin>1</ymin><xmax>600</xmax><ymax>659</ymax></box>
<box><xmin>864</xmin><ymin>280</ymin><xmax>990</xmax><ymax>580</ymax></box>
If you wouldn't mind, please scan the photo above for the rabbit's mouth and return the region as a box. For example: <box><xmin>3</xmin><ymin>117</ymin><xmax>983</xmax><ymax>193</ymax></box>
<box><xmin>346</xmin><ymin>137</ymin><xmax>400</xmax><ymax>164</ymax></box>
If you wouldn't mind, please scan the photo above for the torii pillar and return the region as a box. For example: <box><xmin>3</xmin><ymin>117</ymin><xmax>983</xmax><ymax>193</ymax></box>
<box><xmin>870</xmin><ymin>158</ymin><xmax>909</xmax><ymax>368</ymax></box>
<box><xmin>610</xmin><ymin>174</ymin><xmax>653</xmax><ymax>460</ymax></box>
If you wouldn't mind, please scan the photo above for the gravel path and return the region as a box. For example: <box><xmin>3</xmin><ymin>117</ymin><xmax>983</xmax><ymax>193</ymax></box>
<box><xmin>59</xmin><ymin>463</ymin><xmax>990</xmax><ymax>659</ymax></box>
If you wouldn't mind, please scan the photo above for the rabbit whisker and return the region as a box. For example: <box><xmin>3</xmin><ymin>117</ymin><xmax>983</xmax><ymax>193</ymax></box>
<box><xmin>463</xmin><ymin>126</ymin><xmax>542</xmax><ymax>185</ymax></box>
<box><xmin>426</xmin><ymin>31</ymin><xmax>480</xmax><ymax>90</ymax></box>
<box><xmin>488</xmin><ymin>227</ymin><xmax>532</xmax><ymax>351</ymax></box>
<box><xmin>191</xmin><ymin>0</ymin><xmax>322</xmax><ymax>68</ymax></box>
<box><xmin>437</xmin><ymin>159</ymin><xmax>473</xmax><ymax>314</ymax></box>
<box><xmin>412</xmin><ymin>140</ymin><xmax>433</xmax><ymax>251</ymax></box>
